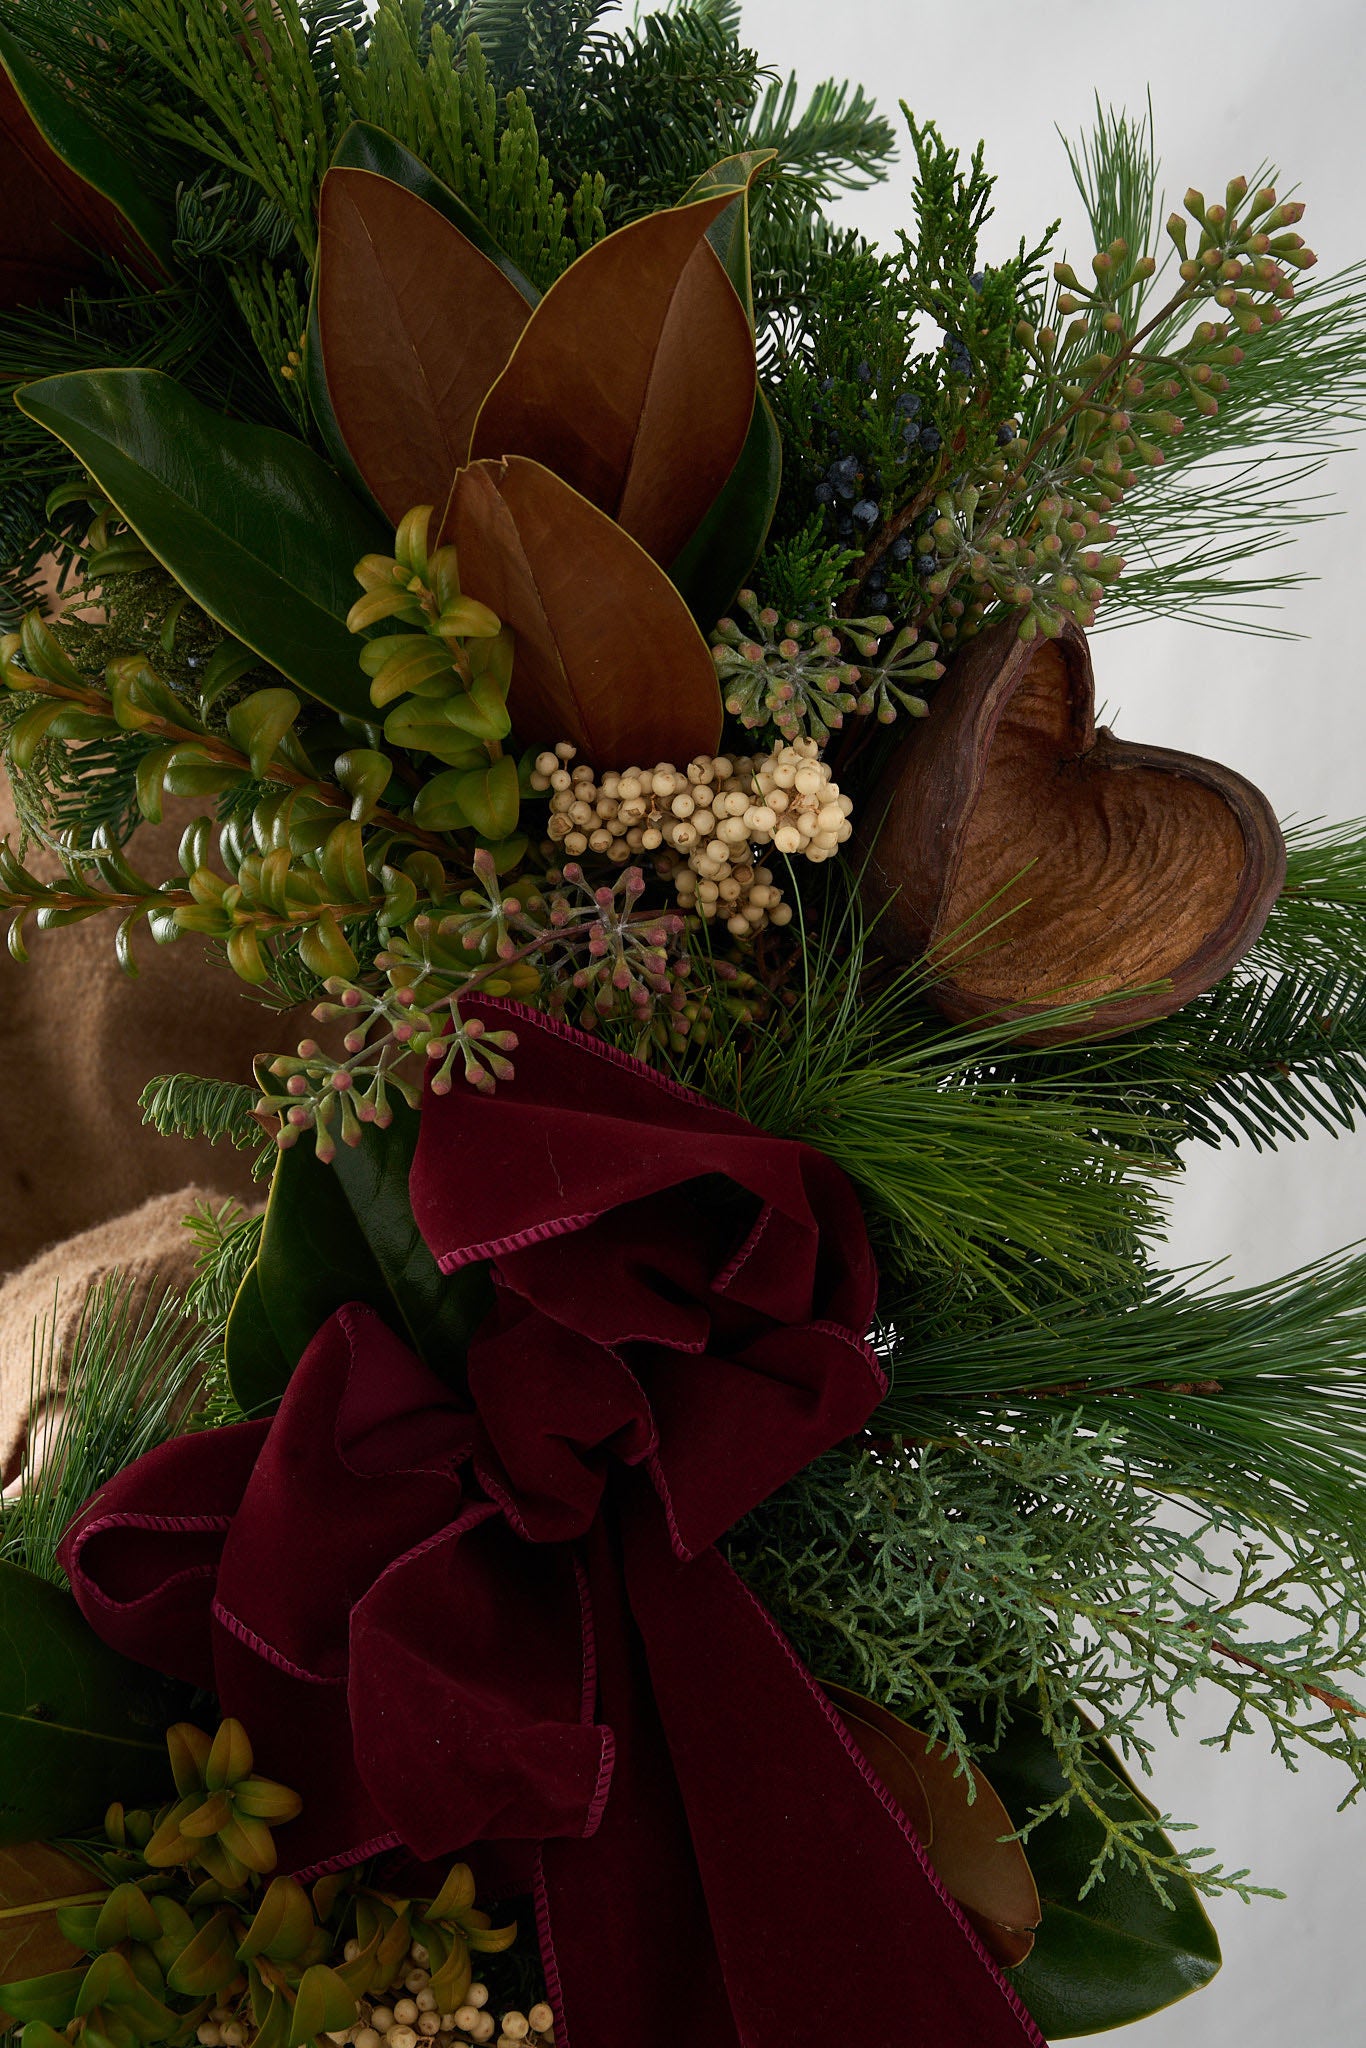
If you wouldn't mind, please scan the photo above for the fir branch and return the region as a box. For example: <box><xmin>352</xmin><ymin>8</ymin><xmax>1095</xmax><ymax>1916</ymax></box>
<box><xmin>1005</xmin><ymin>965</ymin><xmax>1366</xmax><ymax>1157</ymax></box>
<box><xmin>139</xmin><ymin>1072</ymin><xmax>271</xmax><ymax>1163</ymax></box>
<box><xmin>0</xmin><ymin>1274</ymin><xmax>217</xmax><ymax>1584</ymax></box>
<box><xmin>183</xmin><ymin>1199</ymin><xmax>264</xmax><ymax>1334</ymax></box>
<box><xmin>1252</xmin><ymin>817</ymin><xmax>1366</xmax><ymax>979</ymax></box>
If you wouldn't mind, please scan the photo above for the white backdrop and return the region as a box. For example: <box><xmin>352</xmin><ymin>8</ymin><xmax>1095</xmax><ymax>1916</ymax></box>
<box><xmin>731</xmin><ymin>0</ymin><xmax>1366</xmax><ymax>2039</ymax></box>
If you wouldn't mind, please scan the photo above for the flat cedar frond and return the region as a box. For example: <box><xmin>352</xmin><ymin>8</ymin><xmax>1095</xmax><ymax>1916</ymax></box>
<box><xmin>730</xmin><ymin>1425</ymin><xmax>1366</xmax><ymax>1902</ymax></box>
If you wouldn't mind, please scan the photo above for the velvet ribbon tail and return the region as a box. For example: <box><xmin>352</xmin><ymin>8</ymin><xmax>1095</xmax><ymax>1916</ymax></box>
<box><xmin>537</xmin><ymin>1491</ymin><xmax>1045</xmax><ymax>2048</ymax></box>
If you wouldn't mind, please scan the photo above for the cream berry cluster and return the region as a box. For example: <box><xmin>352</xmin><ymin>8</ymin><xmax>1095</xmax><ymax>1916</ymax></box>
<box><xmin>530</xmin><ymin>739</ymin><xmax>853</xmax><ymax>940</ymax></box>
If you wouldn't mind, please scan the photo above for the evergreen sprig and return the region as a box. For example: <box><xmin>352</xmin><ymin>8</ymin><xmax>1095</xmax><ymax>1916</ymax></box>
<box><xmin>696</xmin><ymin>884</ymin><xmax>1170</xmax><ymax>1302</ymax></box>
<box><xmin>0</xmin><ymin>1275</ymin><xmax>217</xmax><ymax>1585</ymax></box>
<box><xmin>139</xmin><ymin>1074</ymin><xmax>270</xmax><ymax>1160</ymax></box>
<box><xmin>730</xmin><ymin>1424</ymin><xmax>1366</xmax><ymax>1902</ymax></box>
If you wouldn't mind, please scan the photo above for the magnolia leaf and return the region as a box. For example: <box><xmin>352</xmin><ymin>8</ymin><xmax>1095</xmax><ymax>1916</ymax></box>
<box><xmin>470</xmin><ymin>174</ymin><xmax>761</xmax><ymax>567</ymax></box>
<box><xmin>441</xmin><ymin>457</ymin><xmax>723</xmax><ymax>764</ymax></box>
<box><xmin>226</xmin><ymin>1102</ymin><xmax>493</xmax><ymax>1417</ymax></box>
<box><xmin>825</xmin><ymin>1684</ymin><xmax>1040</xmax><ymax>1968</ymax></box>
<box><xmin>16</xmin><ymin>370</ymin><xmax>387</xmax><ymax>717</ymax></box>
<box><xmin>0</xmin><ymin>25</ymin><xmax>169</xmax><ymax>309</ymax></box>
<box><xmin>329</xmin><ymin>124</ymin><xmax>539</xmax><ymax>305</ymax></box>
<box><xmin>981</xmin><ymin>1708</ymin><xmax>1221</xmax><ymax>2038</ymax></box>
<box><xmin>680</xmin><ymin>147</ymin><xmax>778</xmax><ymax>323</ymax></box>
<box><xmin>0</xmin><ymin>1843</ymin><xmax>93</xmax><ymax>1999</ymax></box>
<box><xmin>670</xmin><ymin>388</ymin><xmax>782</xmax><ymax>633</ymax></box>
<box><xmin>0</xmin><ymin>1563</ymin><xmax>182</xmax><ymax>1844</ymax></box>
<box><xmin>316</xmin><ymin>167</ymin><xmax>532</xmax><ymax>527</ymax></box>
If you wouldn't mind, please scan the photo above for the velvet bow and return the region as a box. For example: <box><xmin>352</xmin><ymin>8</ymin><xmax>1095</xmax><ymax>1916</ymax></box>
<box><xmin>61</xmin><ymin>1006</ymin><xmax>1041</xmax><ymax>2048</ymax></box>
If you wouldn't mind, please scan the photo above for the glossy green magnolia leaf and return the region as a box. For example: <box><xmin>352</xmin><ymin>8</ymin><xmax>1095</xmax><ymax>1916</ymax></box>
<box><xmin>222</xmin><ymin>1267</ymin><xmax>294</xmax><ymax>1429</ymax></box>
<box><xmin>226</xmin><ymin>1104</ymin><xmax>493</xmax><ymax>1417</ymax></box>
<box><xmin>669</xmin><ymin>388</ymin><xmax>782</xmax><ymax>633</ymax></box>
<box><xmin>986</xmin><ymin>1709</ymin><xmax>1221</xmax><ymax>2037</ymax></box>
<box><xmin>0</xmin><ymin>25</ymin><xmax>170</xmax><ymax>304</ymax></box>
<box><xmin>0</xmin><ymin>1564</ymin><xmax>182</xmax><ymax>1845</ymax></box>
<box><xmin>16</xmin><ymin>370</ymin><xmax>387</xmax><ymax>718</ymax></box>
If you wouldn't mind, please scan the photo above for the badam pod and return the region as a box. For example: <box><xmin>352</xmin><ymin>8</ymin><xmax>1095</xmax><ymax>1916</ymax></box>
<box><xmin>859</xmin><ymin>617</ymin><xmax>1285</xmax><ymax>1044</ymax></box>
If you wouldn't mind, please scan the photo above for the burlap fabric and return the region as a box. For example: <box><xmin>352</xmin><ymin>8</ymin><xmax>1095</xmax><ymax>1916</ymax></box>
<box><xmin>0</xmin><ymin>770</ymin><xmax>303</xmax><ymax>1471</ymax></box>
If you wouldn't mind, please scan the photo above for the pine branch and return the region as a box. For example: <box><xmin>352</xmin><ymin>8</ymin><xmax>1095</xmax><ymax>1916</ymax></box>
<box><xmin>879</xmin><ymin>1248</ymin><xmax>1366</xmax><ymax>1550</ymax></box>
<box><xmin>1048</xmin><ymin>101</ymin><xmax>1366</xmax><ymax>633</ymax></box>
<box><xmin>696</xmin><ymin>882</ymin><xmax>1170</xmax><ymax>1302</ymax></box>
<box><xmin>0</xmin><ymin>1273</ymin><xmax>217</xmax><ymax>1584</ymax></box>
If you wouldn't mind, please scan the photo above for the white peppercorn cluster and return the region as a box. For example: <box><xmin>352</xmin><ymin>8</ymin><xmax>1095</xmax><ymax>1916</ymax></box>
<box><xmin>530</xmin><ymin>737</ymin><xmax>854</xmax><ymax>940</ymax></box>
<box><xmin>328</xmin><ymin>1942</ymin><xmax>553</xmax><ymax>2048</ymax></box>
<box><xmin>191</xmin><ymin>1940</ymin><xmax>555</xmax><ymax>2048</ymax></box>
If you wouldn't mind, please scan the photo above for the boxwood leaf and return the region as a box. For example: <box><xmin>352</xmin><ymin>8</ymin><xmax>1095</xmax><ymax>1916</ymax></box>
<box><xmin>15</xmin><ymin>370</ymin><xmax>387</xmax><ymax>718</ymax></box>
<box><xmin>0</xmin><ymin>1564</ymin><xmax>182</xmax><ymax>1845</ymax></box>
<box><xmin>226</xmin><ymin>1103</ymin><xmax>493</xmax><ymax>1416</ymax></box>
<box><xmin>0</xmin><ymin>26</ymin><xmax>169</xmax><ymax>307</ymax></box>
<box><xmin>316</xmin><ymin>166</ymin><xmax>532</xmax><ymax>527</ymax></box>
<box><xmin>441</xmin><ymin>456</ymin><xmax>723</xmax><ymax>764</ymax></box>
<box><xmin>984</xmin><ymin>1707</ymin><xmax>1221</xmax><ymax>2037</ymax></box>
<box><xmin>469</xmin><ymin>168</ymin><xmax>764</xmax><ymax>569</ymax></box>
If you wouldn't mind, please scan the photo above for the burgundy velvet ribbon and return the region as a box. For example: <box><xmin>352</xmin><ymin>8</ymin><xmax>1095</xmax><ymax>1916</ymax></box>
<box><xmin>61</xmin><ymin>1004</ymin><xmax>1042</xmax><ymax>2048</ymax></box>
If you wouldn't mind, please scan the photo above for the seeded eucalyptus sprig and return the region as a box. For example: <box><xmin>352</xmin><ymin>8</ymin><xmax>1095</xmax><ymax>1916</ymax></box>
<box><xmin>252</xmin><ymin>854</ymin><xmax>729</xmax><ymax>1160</ymax></box>
<box><xmin>710</xmin><ymin>590</ymin><xmax>943</xmax><ymax>745</ymax></box>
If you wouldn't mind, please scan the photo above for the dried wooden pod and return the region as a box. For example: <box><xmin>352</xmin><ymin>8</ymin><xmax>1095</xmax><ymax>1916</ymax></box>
<box><xmin>860</xmin><ymin>617</ymin><xmax>1285</xmax><ymax>1044</ymax></box>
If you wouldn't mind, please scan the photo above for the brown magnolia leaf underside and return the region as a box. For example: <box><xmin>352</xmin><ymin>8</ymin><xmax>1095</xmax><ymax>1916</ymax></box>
<box><xmin>0</xmin><ymin>1840</ymin><xmax>92</xmax><ymax>2000</ymax></box>
<box><xmin>470</xmin><ymin>189</ymin><xmax>756</xmax><ymax>569</ymax></box>
<box><xmin>826</xmin><ymin>1684</ymin><xmax>1040</xmax><ymax>1969</ymax></box>
<box><xmin>0</xmin><ymin>69</ymin><xmax>137</xmax><ymax>308</ymax></box>
<box><xmin>441</xmin><ymin>457</ymin><xmax>724</xmax><ymax>765</ymax></box>
<box><xmin>317</xmin><ymin>167</ymin><xmax>532</xmax><ymax>526</ymax></box>
<box><xmin>861</xmin><ymin>619</ymin><xmax>1286</xmax><ymax>1044</ymax></box>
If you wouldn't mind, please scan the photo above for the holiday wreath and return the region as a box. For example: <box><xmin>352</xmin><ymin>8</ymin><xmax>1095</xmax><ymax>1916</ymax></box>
<box><xmin>0</xmin><ymin>3</ymin><xmax>1363</xmax><ymax>2044</ymax></box>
